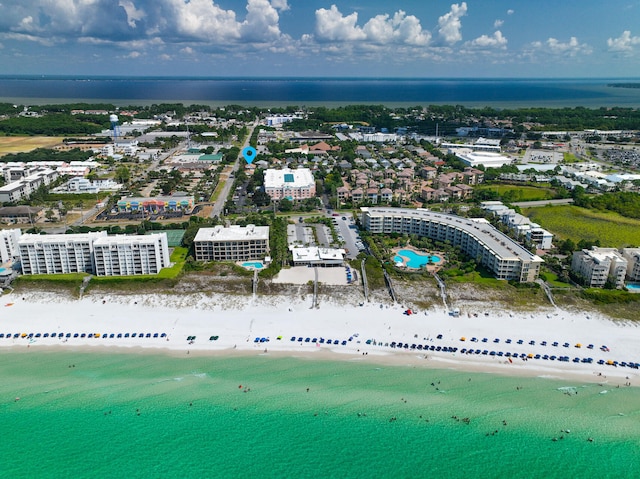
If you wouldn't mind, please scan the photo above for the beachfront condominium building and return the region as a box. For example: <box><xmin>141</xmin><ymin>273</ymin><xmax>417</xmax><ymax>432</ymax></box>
<box><xmin>194</xmin><ymin>225</ymin><xmax>270</xmax><ymax>262</ymax></box>
<box><xmin>571</xmin><ymin>247</ymin><xmax>628</xmax><ymax>288</ymax></box>
<box><xmin>263</xmin><ymin>168</ymin><xmax>316</xmax><ymax>201</ymax></box>
<box><xmin>0</xmin><ymin>228</ymin><xmax>21</xmax><ymax>263</ymax></box>
<box><xmin>92</xmin><ymin>233</ymin><xmax>170</xmax><ymax>276</ymax></box>
<box><xmin>360</xmin><ymin>207</ymin><xmax>543</xmax><ymax>283</ymax></box>
<box><xmin>621</xmin><ymin>248</ymin><xmax>640</xmax><ymax>282</ymax></box>
<box><xmin>18</xmin><ymin>231</ymin><xmax>107</xmax><ymax>275</ymax></box>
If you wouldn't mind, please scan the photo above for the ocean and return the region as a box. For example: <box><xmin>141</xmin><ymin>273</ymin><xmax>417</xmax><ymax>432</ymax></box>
<box><xmin>1</xmin><ymin>76</ymin><xmax>640</xmax><ymax>108</ymax></box>
<box><xmin>1</xmin><ymin>350</ymin><xmax>638</xmax><ymax>478</ymax></box>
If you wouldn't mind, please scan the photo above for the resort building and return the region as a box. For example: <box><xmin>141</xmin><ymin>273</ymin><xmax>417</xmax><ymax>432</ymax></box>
<box><xmin>18</xmin><ymin>231</ymin><xmax>107</xmax><ymax>275</ymax></box>
<box><xmin>194</xmin><ymin>225</ymin><xmax>270</xmax><ymax>262</ymax></box>
<box><xmin>571</xmin><ymin>247</ymin><xmax>628</xmax><ymax>289</ymax></box>
<box><xmin>263</xmin><ymin>168</ymin><xmax>316</xmax><ymax>201</ymax></box>
<box><xmin>0</xmin><ymin>228</ymin><xmax>21</xmax><ymax>263</ymax></box>
<box><xmin>92</xmin><ymin>233</ymin><xmax>170</xmax><ymax>276</ymax></box>
<box><xmin>621</xmin><ymin>248</ymin><xmax>640</xmax><ymax>282</ymax></box>
<box><xmin>289</xmin><ymin>246</ymin><xmax>346</xmax><ymax>267</ymax></box>
<box><xmin>360</xmin><ymin>207</ymin><xmax>543</xmax><ymax>283</ymax></box>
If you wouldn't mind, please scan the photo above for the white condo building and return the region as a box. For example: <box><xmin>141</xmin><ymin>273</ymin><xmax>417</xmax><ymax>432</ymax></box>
<box><xmin>571</xmin><ymin>247</ymin><xmax>628</xmax><ymax>289</ymax></box>
<box><xmin>360</xmin><ymin>207</ymin><xmax>543</xmax><ymax>283</ymax></box>
<box><xmin>93</xmin><ymin>233</ymin><xmax>170</xmax><ymax>276</ymax></box>
<box><xmin>0</xmin><ymin>228</ymin><xmax>21</xmax><ymax>263</ymax></box>
<box><xmin>18</xmin><ymin>231</ymin><xmax>107</xmax><ymax>275</ymax></box>
<box><xmin>264</xmin><ymin>168</ymin><xmax>315</xmax><ymax>201</ymax></box>
<box><xmin>621</xmin><ymin>248</ymin><xmax>640</xmax><ymax>282</ymax></box>
<box><xmin>194</xmin><ymin>225</ymin><xmax>269</xmax><ymax>262</ymax></box>
<box><xmin>0</xmin><ymin>168</ymin><xmax>59</xmax><ymax>203</ymax></box>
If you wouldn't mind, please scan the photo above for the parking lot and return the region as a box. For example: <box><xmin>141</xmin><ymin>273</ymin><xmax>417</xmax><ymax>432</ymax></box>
<box><xmin>329</xmin><ymin>213</ymin><xmax>365</xmax><ymax>259</ymax></box>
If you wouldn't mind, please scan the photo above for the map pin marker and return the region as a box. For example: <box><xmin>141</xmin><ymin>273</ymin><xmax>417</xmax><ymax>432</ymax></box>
<box><xmin>242</xmin><ymin>146</ymin><xmax>256</xmax><ymax>164</ymax></box>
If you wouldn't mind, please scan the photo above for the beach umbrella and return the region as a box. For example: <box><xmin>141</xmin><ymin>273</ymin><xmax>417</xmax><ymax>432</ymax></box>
<box><xmin>460</xmin><ymin>337</ymin><xmax>466</xmax><ymax>341</ymax></box>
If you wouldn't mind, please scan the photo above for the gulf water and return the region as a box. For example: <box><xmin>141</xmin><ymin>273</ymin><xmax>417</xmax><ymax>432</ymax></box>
<box><xmin>1</xmin><ymin>76</ymin><xmax>640</xmax><ymax>108</ymax></box>
<box><xmin>1</xmin><ymin>350</ymin><xmax>638</xmax><ymax>478</ymax></box>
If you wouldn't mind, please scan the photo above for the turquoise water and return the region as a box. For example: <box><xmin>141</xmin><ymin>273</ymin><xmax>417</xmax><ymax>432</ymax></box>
<box><xmin>626</xmin><ymin>283</ymin><xmax>640</xmax><ymax>291</ymax></box>
<box><xmin>395</xmin><ymin>249</ymin><xmax>441</xmax><ymax>268</ymax></box>
<box><xmin>1</xmin><ymin>350</ymin><xmax>639</xmax><ymax>478</ymax></box>
<box><xmin>242</xmin><ymin>261</ymin><xmax>264</xmax><ymax>269</ymax></box>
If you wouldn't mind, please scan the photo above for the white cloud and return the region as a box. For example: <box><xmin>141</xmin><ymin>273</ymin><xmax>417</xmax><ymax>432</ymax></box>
<box><xmin>270</xmin><ymin>0</ymin><xmax>289</xmax><ymax>11</ymax></box>
<box><xmin>240</xmin><ymin>0</ymin><xmax>287</xmax><ymax>43</ymax></box>
<box><xmin>437</xmin><ymin>2</ymin><xmax>467</xmax><ymax>44</ymax></box>
<box><xmin>315</xmin><ymin>5</ymin><xmax>366</xmax><ymax>42</ymax></box>
<box><xmin>362</xmin><ymin>11</ymin><xmax>430</xmax><ymax>46</ymax></box>
<box><xmin>314</xmin><ymin>6</ymin><xmax>429</xmax><ymax>46</ymax></box>
<box><xmin>119</xmin><ymin>1</ymin><xmax>145</xmax><ymax>29</ymax></box>
<box><xmin>168</xmin><ymin>0</ymin><xmax>241</xmax><ymax>42</ymax></box>
<box><xmin>607</xmin><ymin>30</ymin><xmax>640</xmax><ymax>52</ymax></box>
<box><xmin>493</xmin><ymin>19</ymin><xmax>503</xmax><ymax>28</ymax></box>
<box><xmin>467</xmin><ymin>31</ymin><xmax>507</xmax><ymax>49</ymax></box>
<box><xmin>530</xmin><ymin>37</ymin><xmax>592</xmax><ymax>56</ymax></box>
<box><xmin>507</xmin><ymin>9</ymin><xmax>514</xmax><ymax>15</ymax></box>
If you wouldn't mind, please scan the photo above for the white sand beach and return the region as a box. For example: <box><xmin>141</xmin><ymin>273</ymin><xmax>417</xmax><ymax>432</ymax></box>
<box><xmin>2</xmin><ymin>291</ymin><xmax>639</xmax><ymax>385</ymax></box>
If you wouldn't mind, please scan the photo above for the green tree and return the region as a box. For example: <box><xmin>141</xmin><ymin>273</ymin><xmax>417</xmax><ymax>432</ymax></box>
<box><xmin>278</xmin><ymin>198</ymin><xmax>293</xmax><ymax>212</ymax></box>
<box><xmin>114</xmin><ymin>166</ymin><xmax>131</xmax><ymax>184</ymax></box>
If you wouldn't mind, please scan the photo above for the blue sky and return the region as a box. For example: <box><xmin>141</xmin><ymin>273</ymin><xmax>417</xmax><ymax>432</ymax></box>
<box><xmin>0</xmin><ymin>0</ymin><xmax>639</xmax><ymax>78</ymax></box>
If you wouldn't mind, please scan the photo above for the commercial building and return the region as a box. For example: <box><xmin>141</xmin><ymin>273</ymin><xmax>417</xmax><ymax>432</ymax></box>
<box><xmin>263</xmin><ymin>168</ymin><xmax>315</xmax><ymax>201</ymax></box>
<box><xmin>93</xmin><ymin>233</ymin><xmax>170</xmax><ymax>276</ymax></box>
<box><xmin>571</xmin><ymin>247</ymin><xmax>628</xmax><ymax>289</ymax></box>
<box><xmin>117</xmin><ymin>195</ymin><xmax>195</xmax><ymax>213</ymax></box>
<box><xmin>194</xmin><ymin>225</ymin><xmax>270</xmax><ymax>262</ymax></box>
<box><xmin>360</xmin><ymin>207</ymin><xmax>543</xmax><ymax>283</ymax></box>
<box><xmin>0</xmin><ymin>228</ymin><xmax>21</xmax><ymax>263</ymax></box>
<box><xmin>289</xmin><ymin>246</ymin><xmax>346</xmax><ymax>267</ymax></box>
<box><xmin>18</xmin><ymin>231</ymin><xmax>107</xmax><ymax>275</ymax></box>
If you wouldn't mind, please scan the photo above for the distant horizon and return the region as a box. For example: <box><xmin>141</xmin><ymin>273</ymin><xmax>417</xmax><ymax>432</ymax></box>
<box><xmin>1</xmin><ymin>75</ymin><xmax>640</xmax><ymax>82</ymax></box>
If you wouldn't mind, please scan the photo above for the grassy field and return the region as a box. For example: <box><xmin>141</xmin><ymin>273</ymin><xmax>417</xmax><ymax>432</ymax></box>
<box><xmin>523</xmin><ymin>205</ymin><xmax>640</xmax><ymax>247</ymax></box>
<box><xmin>476</xmin><ymin>184</ymin><xmax>556</xmax><ymax>201</ymax></box>
<box><xmin>0</xmin><ymin>136</ymin><xmax>65</xmax><ymax>156</ymax></box>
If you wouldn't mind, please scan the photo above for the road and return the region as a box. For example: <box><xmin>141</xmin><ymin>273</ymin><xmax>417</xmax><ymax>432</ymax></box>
<box><xmin>210</xmin><ymin>119</ymin><xmax>258</xmax><ymax>218</ymax></box>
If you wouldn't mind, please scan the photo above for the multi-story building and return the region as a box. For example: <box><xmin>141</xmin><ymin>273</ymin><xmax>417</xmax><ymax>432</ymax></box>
<box><xmin>360</xmin><ymin>207</ymin><xmax>543</xmax><ymax>283</ymax></box>
<box><xmin>621</xmin><ymin>248</ymin><xmax>640</xmax><ymax>282</ymax></box>
<box><xmin>93</xmin><ymin>233</ymin><xmax>170</xmax><ymax>276</ymax></box>
<box><xmin>0</xmin><ymin>169</ymin><xmax>59</xmax><ymax>203</ymax></box>
<box><xmin>18</xmin><ymin>231</ymin><xmax>107</xmax><ymax>275</ymax></box>
<box><xmin>0</xmin><ymin>228</ymin><xmax>21</xmax><ymax>263</ymax></box>
<box><xmin>263</xmin><ymin>168</ymin><xmax>315</xmax><ymax>201</ymax></box>
<box><xmin>194</xmin><ymin>225</ymin><xmax>270</xmax><ymax>262</ymax></box>
<box><xmin>571</xmin><ymin>247</ymin><xmax>628</xmax><ymax>288</ymax></box>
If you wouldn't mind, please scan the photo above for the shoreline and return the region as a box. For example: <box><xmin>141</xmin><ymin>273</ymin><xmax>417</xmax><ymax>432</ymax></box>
<box><xmin>3</xmin><ymin>291</ymin><xmax>638</xmax><ymax>386</ymax></box>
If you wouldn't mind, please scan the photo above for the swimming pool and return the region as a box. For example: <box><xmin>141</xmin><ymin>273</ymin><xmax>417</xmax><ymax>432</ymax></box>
<box><xmin>394</xmin><ymin>249</ymin><xmax>440</xmax><ymax>269</ymax></box>
<box><xmin>626</xmin><ymin>283</ymin><xmax>640</xmax><ymax>291</ymax></box>
<box><xmin>242</xmin><ymin>262</ymin><xmax>264</xmax><ymax>270</ymax></box>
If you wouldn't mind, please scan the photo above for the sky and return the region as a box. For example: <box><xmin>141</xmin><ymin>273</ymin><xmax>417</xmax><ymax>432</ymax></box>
<box><xmin>0</xmin><ymin>0</ymin><xmax>639</xmax><ymax>78</ymax></box>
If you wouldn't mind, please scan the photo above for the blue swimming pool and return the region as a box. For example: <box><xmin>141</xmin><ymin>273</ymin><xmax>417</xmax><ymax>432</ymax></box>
<box><xmin>394</xmin><ymin>249</ymin><xmax>441</xmax><ymax>268</ymax></box>
<box><xmin>242</xmin><ymin>262</ymin><xmax>264</xmax><ymax>270</ymax></box>
<box><xmin>626</xmin><ymin>283</ymin><xmax>640</xmax><ymax>291</ymax></box>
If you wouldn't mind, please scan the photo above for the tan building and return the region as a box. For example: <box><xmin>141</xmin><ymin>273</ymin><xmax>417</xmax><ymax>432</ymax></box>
<box><xmin>194</xmin><ymin>225</ymin><xmax>270</xmax><ymax>262</ymax></box>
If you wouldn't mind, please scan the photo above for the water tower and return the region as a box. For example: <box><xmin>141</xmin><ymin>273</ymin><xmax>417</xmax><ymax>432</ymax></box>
<box><xmin>110</xmin><ymin>114</ymin><xmax>120</xmax><ymax>143</ymax></box>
